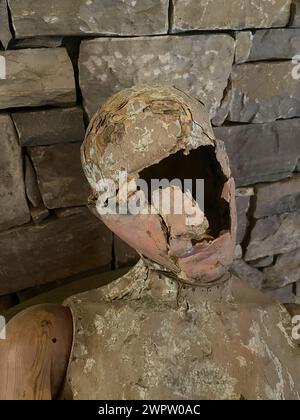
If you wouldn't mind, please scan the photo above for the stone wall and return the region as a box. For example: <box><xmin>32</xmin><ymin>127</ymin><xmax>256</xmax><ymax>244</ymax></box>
<box><xmin>1</xmin><ymin>0</ymin><xmax>300</xmax><ymax>308</ymax></box>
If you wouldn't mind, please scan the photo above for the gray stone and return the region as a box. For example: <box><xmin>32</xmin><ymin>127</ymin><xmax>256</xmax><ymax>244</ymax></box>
<box><xmin>263</xmin><ymin>249</ymin><xmax>300</xmax><ymax>289</ymax></box>
<box><xmin>263</xmin><ymin>284</ymin><xmax>295</xmax><ymax>304</ymax></box>
<box><xmin>55</xmin><ymin>207</ymin><xmax>87</xmax><ymax>219</ymax></box>
<box><xmin>0</xmin><ymin>0</ymin><xmax>11</xmax><ymax>48</ymax></box>
<box><xmin>249</xmin><ymin>256</ymin><xmax>274</xmax><ymax>269</ymax></box>
<box><xmin>290</xmin><ymin>0</ymin><xmax>300</xmax><ymax>27</ymax></box>
<box><xmin>234</xmin><ymin>245</ymin><xmax>243</xmax><ymax>260</ymax></box>
<box><xmin>8</xmin><ymin>0</ymin><xmax>169</xmax><ymax>38</ymax></box>
<box><xmin>0</xmin><ymin>114</ymin><xmax>30</xmax><ymax>232</ymax></box>
<box><xmin>30</xmin><ymin>206</ymin><xmax>50</xmax><ymax>224</ymax></box>
<box><xmin>227</xmin><ymin>62</ymin><xmax>300</xmax><ymax>123</ymax></box>
<box><xmin>79</xmin><ymin>35</ymin><xmax>235</xmax><ymax>119</ymax></box>
<box><xmin>245</xmin><ymin>210</ymin><xmax>300</xmax><ymax>261</ymax></box>
<box><xmin>24</xmin><ymin>155</ymin><xmax>42</xmax><ymax>207</ymax></box>
<box><xmin>29</xmin><ymin>144</ymin><xmax>91</xmax><ymax>209</ymax></box>
<box><xmin>236</xmin><ymin>195</ymin><xmax>251</xmax><ymax>244</ymax></box>
<box><xmin>236</xmin><ymin>187</ymin><xmax>254</xmax><ymax>197</ymax></box>
<box><xmin>171</xmin><ymin>0</ymin><xmax>291</xmax><ymax>32</ymax></box>
<box><xmin>0</xmin><ymin>208</ymin><xmax>112</xmax><ymax>295</ymax></box>
<box><xmin>254</xmin><ymin>174</ymin><xmax>300</xmax><ymax>218</ymax></box>
<box><xmin>236</xmin><ymin>29</ymin><xmax>300</xmax><ymax>62</ymax></box>
<box><xmin>231</xmin><ymin>259</ymin><xmax>264</xmax><ymax>290</ymax></box>
<box><xmin>11</xmin><ymin>37</ymin><xmax>63</xmax><ymax>49</ymax></box>
<box><xmin>114</xmin><ymin>236</ymin><xmax>139</xmax><ymax>269</ymax></box>
<box><xmin>13</xmin><ymin>107</ymin><xmax>85</xmax><ymax>147</ymax></box>
<box><xmin>214</xmin><ymin>120</ymin><xmax>300</xmax><ymax>186</ymax></box>
<box><xmin>235</xmin><ymin>31</ymin><xmax>253</xmax><ymax>64</ymax></box>
<box><xmin>0</xmin><ymin>48</ymin><xmax>76</xmax><ymax>110</ymax></box>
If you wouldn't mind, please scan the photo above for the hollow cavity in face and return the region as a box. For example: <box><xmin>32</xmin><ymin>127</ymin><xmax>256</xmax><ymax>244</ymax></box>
<box><xmin>82</xmin><ymin>85</ymin><xmax>236</xmax><ymax>287</ymax></box>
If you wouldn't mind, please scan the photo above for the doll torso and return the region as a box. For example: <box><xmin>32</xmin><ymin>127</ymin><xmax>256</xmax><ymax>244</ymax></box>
<box><xmin>64</xmin><ymin>261</ymin><xmax>300</xmax><ymax>400</ymax></box>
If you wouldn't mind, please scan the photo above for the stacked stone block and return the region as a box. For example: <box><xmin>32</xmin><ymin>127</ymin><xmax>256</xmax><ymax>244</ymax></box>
<box><xmin>1</xmin><ymin>0</ymin><xmax>300</xmax><ymax>307</ymax></box>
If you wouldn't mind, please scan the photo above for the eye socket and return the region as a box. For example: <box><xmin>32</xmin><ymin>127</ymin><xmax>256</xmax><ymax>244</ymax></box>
<box><xmin>52</xmin><ymin>338</ymin><xmax>57</xmax><ymax>344</ymax></box>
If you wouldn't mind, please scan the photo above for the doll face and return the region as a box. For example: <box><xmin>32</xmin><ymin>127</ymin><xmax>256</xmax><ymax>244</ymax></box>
<box><xmin>82</xmin><ymin>85</ymin><xmax>236</xmax><ymax>286</ymax></box>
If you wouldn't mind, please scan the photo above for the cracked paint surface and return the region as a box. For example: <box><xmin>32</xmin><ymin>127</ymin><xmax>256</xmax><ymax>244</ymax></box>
<box><xmin>64</xmin><ymin>85</ymin><xmax>300</xmax><ymax>400</ymax></box>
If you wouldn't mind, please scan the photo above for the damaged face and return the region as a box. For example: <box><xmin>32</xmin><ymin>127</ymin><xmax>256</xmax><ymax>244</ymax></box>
<box><xmin>82</xmin><ymin>85</ymin><xmax>236</xmax><ymax>287</ymax></box>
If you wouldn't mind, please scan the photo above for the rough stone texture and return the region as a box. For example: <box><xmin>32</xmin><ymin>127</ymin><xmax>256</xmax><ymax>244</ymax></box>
<box><xmin>79</xmin><ymin>35</ymin><xmax>235</xmax><ymax>119</ymax></box>
<box><xmin>290</xmin><ymin>0</ymin><xmax>300</xmax><ymax>26</ymax></box>
<box><xmin>0</xmin><ymin>0</ymin><xmax>11</xmax><ymax>48</ymax></box>
<box><xmin>231</xmin><ymin>259</ymin><xmax>264</xmax><ymax>289</ymax></box>
<box><xmin>30</xmin><ymin>206</ymin><xmax>50</xmax><ymax>225</ymax></box>
<box><xmin>250</xmin><ymin>256</ymin><xmax>274</xmax><ymax>269</ymax></box>
<box><xmin>0</xmin><ymin>114</ymin><xmax>30</xmax><ymax>232</ymax></box>
<box><xmin>254</xmin><ymin>175</ymin><xmax>300</xmax><ymax>219</ymax></box>
<box><xmin>236</xmin><ymin>195</ymin><xmax>251</xmax><ymax>244</ymax></box>
<box><xmin>55</xmin><ymin>207</ymin><xmax>86</xmax><ymax>219</ymax></box>
<box><xmin>236</xmin><ymin>29</ymin><xmax>300</xmax><ymax>63</ymax></box>
<box><xmin>24</xmin><ymin>155</ymin><xmax>42</xmax><ymax>208</ymax></box>
<box><xmin>8</xmin><ymin>0</ymin><xmax>169</xmax><ymax>38</ymax></box>
<box><xmin>29</xmin><ymin>144</ymin><xmax>91</xmax><ymax>209</ymax></box>
<box><xmin>171</xmin><ymin>0</ymin><xmax>292</xmax><ymax>32</ymax></box>
<box><xmin>235</xmin><ymin>31</ymin><xmax>253</xmax><ymax>64</ymax></box>
<box><xmin>114</xmin><ymin>236</ymin><xmax>139</xmax><ymax>269</ymax></box>
<box><xmin>12</xmin><ymin>107</ymin><xmax>85</xmax><ymax>147</ymax></box>
<box><xmin>227</xmin><ymin>62</ymin><xmax>300</xmax><ymax>123</ymax></box>
<box><xmin>234</xmin><ymin>244</ymin><xmax>243</xmax><ymax>259</ymax></box>
<box><xmin>263</xmin><ymin>249</ymin><xmax>300</xmax><ymax>289</ymax></box>
<box><xmin>214</xmin><ymin>120</ymin><xmax>300</xmax><ymax>186</ymax></box>
<box><xmin>0</xmin><ymin>48</ymin><xmax>76</xmax><ymax>109</ymax></box>
<box><xmin>0</xmin><ymin>208</ymin><xmax>112</xmax><ymax>295</ymax></box>
<box><xmin>263</xmin><ymin>284</ymin><xmax>295</xmax><ymax>304</ymax></box>
<box><xmin>245</xmin><ymin>210</ymin><xmax>300</xmax><ymax>261</ymax></box>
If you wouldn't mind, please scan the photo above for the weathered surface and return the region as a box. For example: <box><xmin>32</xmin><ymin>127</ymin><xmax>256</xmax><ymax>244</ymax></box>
<box><xmin>114</xmin><ymin>236</ymin><xmax>139</xmax><ymax>269</ymax></box>
<box><xmin>8</xmin><ymin>0</ymin><xmax>169</xmax><ymax>38</ymax></box>
<box><xmin>13</xmin><ymin>107</ymin><xmax>85</xmax><ymax>147</ymax></box>
<box><xmin>235</xmin><ymin>31</ymin><xmax>253</xmax><ymax>64</ymax></box>
<box><xmin>227</xmin><ymin>62</ymin><xmax>300</xmax><ymax>123</ymax></box>
<box><xmin>79</xmin><ymin>35</ymin><xmax>235</xmax><ymax>118</ymax></box>
<box><xmin>0</xmin><ymin>208</ymin><xmax>112</xmax><ymax>295</ymax></box>
<box><xmin>29</xmin><ymin>144</ymin><xmax>91</xmax><ymax>209</ymax></box>
<box><xmin>0</xmin><ymin>114</ymin><xmax>30</xmax><ymax>232</ymax></box>
<box><xmin>214</xmin><ymin>120</ymin><xmax>300</xmax><ymax>186</ymax></box>
<box><xmin>0</xmin><ymin>0</ymin><xmax>11</xmax><ymax>48</ymax></box>
<box><xmin>263</xmin><ymin>249</ymin><xmax>300</xmax><ymax>289</ymax></box>
<box><xmin>171</xmin><ymin>0</ymin><xmax>292</xmax><ymax>32</ymax></box>
<box><xmin>24</xmin><ymin>155</ymin><xmax>42</xmax><ymax>207</ymax></box>
<box><xmin>82</xmin><ymin>85</ymin><xmax>236</xmax><ymax>287</ymax></box>
<box><xmin>236</xmin><ymin>192</ymin><xmax>251</xmax><ymax>244</ymax></box>
<box><xmin>245</xmin><ymin>210</ymin><xmax>300</xmax><ymax>261</ymax></box>
<box><xmin>231</xmin><ymin>259</ymin><xmax>264</xmax><ymax>289</ymax></box>
<box><xmin>263</xmin><ymin>284</ymin><xmax>295</xmax><ymax>304</ymax></box>
<box><xmin>236</xmin><ymin>29</ymin><xmax>300</xmax><ymax>63</ymax></box>
<box><xmin>0</xmin><ymin>48</ymin><xmax>76</xmax><ymax>109</ymax></box>
<box><xmin>254</xmin><ymin>175</ymin><xmax>300</xmax><ymax>218</ymax></box>
<box><xmin>65</xmin><ymin>264</ymin><xmax>300</xmax><ymax>400</ymax></box>
<box><xmin>290</xmin><ymin>0</ymin><xmax>300</xmax><ymax>26</ymax></box>
<box><xmin>234</xmin><ymin>244</ymin><xmax>242</xmax><ymax>259</ymax></box>
<box><xmin>250</xmin><ymin>256</ymin><xmax>274</xmax><ymax>269</ymax></box>
<box><xmin>30</xmin><ymin>206</ymin><xmax>50</xmax><ymax>225</ymax></box>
